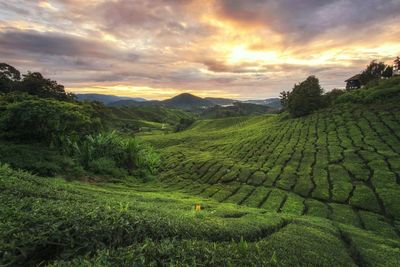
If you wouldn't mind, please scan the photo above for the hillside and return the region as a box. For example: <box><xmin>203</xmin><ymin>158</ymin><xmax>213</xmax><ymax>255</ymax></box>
<box><xmin>2</xmin><ymin>164</ymin><xmax>399</xmax><ymax>266</ymax></box>
<box><xmin>140</xmin><ymin>99</ymin><xmax>400</xmax><ymax>265</ymax></box>
<box><xmin>146</xmin><ymin>101</ymin><xmax>400</xmax><ymax>227</ymax></box>
<box><xmin>76</xmin><ymin>93</ymin><xmax>147</xmax><ymax>104</ymax></box>
<box><xmin>3</xmin><ymin>98</ymin><xmax>400</xmax><ymax>266</ymax></box>
<box><xmin>201</xmin><ymin>102</ymin><xmax>275</xmax><ymax>118</ymax></box>
<box><xmin>94</xmin><ymin>105</ymin><xmax>195</xmax><ymax>133</ymax></box>
<box><xmin>205</xmin><ymin>97</ymin><xmax>236</xmax><ymax>106</ymax></box>
<box><xmin>243</xmin><ymin>98</ymin><xmax>282</xmax><ymax>109</ymax></box>
<box><xmin>2</xmin><ymin>97</ymin><xmax>400</xmax><ymax>266</ymax></box>
<box><xmin>162</xmin><ymin>93</ymin><xmax>214</xmax><ymax>110</ymax></box>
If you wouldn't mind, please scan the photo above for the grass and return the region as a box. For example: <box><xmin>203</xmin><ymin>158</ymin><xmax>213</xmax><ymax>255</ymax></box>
<box><xmin>142</xmin><ymin>99</ymin><xmax>400</xmax><ymax>252</ymax></box>
<box><xmin>2</xmin><ymin>93</ymin><xmax>400</xmax><ymax>265</ymax></box>
<box><xmin>1</xmin><ymin>164</ymin><xmax>399</xmax><ymax>266</ymax></box>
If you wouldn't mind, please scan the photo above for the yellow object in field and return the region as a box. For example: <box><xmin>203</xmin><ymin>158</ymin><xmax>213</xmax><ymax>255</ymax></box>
<box><xmin>195</xmin><ymin>204</ymin><xmax>201</xmax><ymax>211</ymax></box>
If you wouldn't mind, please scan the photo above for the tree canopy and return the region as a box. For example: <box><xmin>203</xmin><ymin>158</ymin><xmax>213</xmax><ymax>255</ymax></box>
<box><xmin>359</xmin><ymin>60</ymin><xmax>392</xmax><ymax>85</ymax></box>
<box><xmin>0</xmin><ymin>63</ymin><xmax>75</xmax><ymax>101</ymax></box>
<box><xmin>285</xmin><ymin>76</ymin><xmax>324</xmax><ymax>118</ymax></box>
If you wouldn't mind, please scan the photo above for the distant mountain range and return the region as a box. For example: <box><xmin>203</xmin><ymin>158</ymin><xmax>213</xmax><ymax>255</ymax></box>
<box><xmin>76</xmin><ymin>94</ymin><xmax>147</xmax><ymax>104</ymax></box>
<box><xmin>76</xmin><ymin>93</ymin><xmax>281</xmax><ymax>110</ymax></box>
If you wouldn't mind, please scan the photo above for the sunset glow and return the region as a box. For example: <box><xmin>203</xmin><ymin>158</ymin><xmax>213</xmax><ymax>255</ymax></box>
<box><xmin>1</xmin><ymin>0</ymin><xmax>399</xmax><ymax>99</ymax></box>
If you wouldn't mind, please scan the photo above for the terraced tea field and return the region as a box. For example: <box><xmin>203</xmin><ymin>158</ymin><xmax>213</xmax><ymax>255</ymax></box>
<box><xmin>145</xmin><ymin>102</ymin><xmax>400</xmax><ymax>239</ymax></box>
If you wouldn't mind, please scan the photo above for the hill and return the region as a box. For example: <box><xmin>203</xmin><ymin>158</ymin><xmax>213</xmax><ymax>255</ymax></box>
<box><xmin>109</xmin><ymin>93</ymin><xmax>213</xmax><ymax>110</ymax></box>
<box><xmin>3</xmin><ymin>97</ymin><xmax>400</xmax><ymax>266</ymax></box>
<box><xmin>161</xmin><ymin>93</ymin><xmax>214</xmax><ymax>110</ymax></box>
<box><xmin>205</xmin><ymin>97</ymin><xmax>236</xmax><ymax>106</ymax></box>
<box><xmin>244</xmin><ymin>98</ymin><xmax>282</xmax><ymax>109</ymax></box>
<box><xmin>93</xmin><ymin>104</ymin><xmax>196</xmax><ymax>134</ymax></box>
<box><xmin>76</xmin><ymin>93</ymin><xmax>147</xmax><ymax>104</ymax></box>
<box><xmin>146</xmin><ymin>100</ymin><xmax>400</xmax><ymax>228</ymax></box>
<box><xmin>201</xmin><ymin>102</ymin><xmax>275</xmax><ymax>118</ymax></box>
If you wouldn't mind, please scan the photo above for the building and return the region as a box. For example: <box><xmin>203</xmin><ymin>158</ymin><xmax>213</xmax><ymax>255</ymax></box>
<box><xmin>394</xmin><ymin>67</ymin><xmax>400</xmax><ymax>76</ymax></box>
<box><xmin>345</xmin><ymin>74</ymin><xmax>362</xmax><ymax>90</ymax></box>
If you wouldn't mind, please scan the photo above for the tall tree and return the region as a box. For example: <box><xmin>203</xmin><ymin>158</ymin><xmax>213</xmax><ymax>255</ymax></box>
<box><xmin>394</xmin><ymin>57</ymin><xmax>400</xmax><ymax>71</ymax></box>
<box><xmin>0</xmin><ymin>63</ymin><xmax>21</xmax><ymax>93</ymax></box>
<box><xmin>287</xmin><ymin>76</ymin><xmax>323</xmax><ymax>118</ymax></box>
<box><xmin>359</xmin><ymin>60</ymin><xmax>388</xmax><ymax>85</ymax></box>
<box><xmin>21</xmin><ymin>72</ymin><xmax>75</xmax><ymax>101</ymax></box>
<box><xmin>279</xmin><ymin>90</ymin><xmax>291</xmax><ymax>110</ymax></box>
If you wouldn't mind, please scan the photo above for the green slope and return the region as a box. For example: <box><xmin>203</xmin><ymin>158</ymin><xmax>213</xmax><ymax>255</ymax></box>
<box><xmin>143</xmin><ymin>100</ymin><xmax>400</xmax><ymax>241</ymax></box>
<box><xmin>1</xmin><ymin>165</ymin><xmax>399</xmax><ymax>266</ymax></box>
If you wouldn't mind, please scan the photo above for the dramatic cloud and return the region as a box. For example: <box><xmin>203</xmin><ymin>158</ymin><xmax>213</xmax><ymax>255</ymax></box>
<box><xmin>0</xmin><ymin>0</ymin><xmax>399</xmax><ymax>99</ymax></box>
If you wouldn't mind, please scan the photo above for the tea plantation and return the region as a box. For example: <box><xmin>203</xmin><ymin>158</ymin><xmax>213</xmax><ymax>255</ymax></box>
<box><xmin>1</xmin><ymin>164</ymin><xmax>400</xmax><ymax>266</ymax></box>
<box><xmin>2</xmin><ymin>100</ymin><xmax>400</xmax><ymax>266</ymax></box>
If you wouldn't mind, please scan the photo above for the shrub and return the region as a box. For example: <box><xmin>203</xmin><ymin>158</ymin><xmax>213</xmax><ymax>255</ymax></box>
<box><xmin>70</xmin><ymin>132</ymin><xmax>160</xmax><ymax>179</ymax></box>
<box><xmin>0</xmin><ymin>94</ymin><xmax>101</xmax><ymax>145</ymax></box>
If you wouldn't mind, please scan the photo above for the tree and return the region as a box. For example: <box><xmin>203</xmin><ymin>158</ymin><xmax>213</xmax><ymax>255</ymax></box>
<box><xmin>287</xmin><ymin>76</ymin><xmax>323</xmax><ymax>118</ymax></box>
<box><xmin>279</xmin><ymin>90</ymin><xmax>291</xmax><ymax>109</ymax></box>
<box><xmin>382</xmin><ymin>65</ymin><xmax>393</xmax><ymax>78</ymax></box>
<box><xmin>0</xmin><ymin>95</ymin><xmax>100</xmax><ymax>145</ymax></box>
<box><xmin>323</xmin><ymin>88</ymin><xmax>345</xmax><ymax>105</ymax></box>
<box><xmin>394</xmin><ymin>57</ymin><xmax>400</xmax><ymax>71</ymax></box>
<box><xmin>359</xmin><ymin>60</ymin><xmax>388</xmax><ymax>85</ymax></box>
<box><xmin>0</xmin><ymin>63</ymin><xmax>21</xmax><ymax>93</ymax></box>
<box><xmin>21</xmin><ymin>72</ymin><xmax>75</xmax><ymax>101</ymax></box>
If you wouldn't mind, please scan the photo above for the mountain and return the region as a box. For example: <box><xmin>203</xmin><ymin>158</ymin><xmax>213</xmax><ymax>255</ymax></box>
<box><xmin>109</xmin><ymin>99</ymin><xmax>159</xmax><ymax>107</ymax></box>
<box><xmin>204</xmin><ymin>97</ymin><xmax>236</xmax><ymax>106</ymax></box>
<box><xmin>161</xmin><ymin>93</ymin><xmax>214</xmax><ymax>110</ymax></box>
<box><xmin>76</xmin><ymin>94</ymin><xmax>147</xmax><ymax>104</ymax></box>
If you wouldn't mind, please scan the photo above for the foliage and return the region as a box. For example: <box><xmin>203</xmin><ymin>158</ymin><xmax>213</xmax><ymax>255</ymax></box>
<box><xmin>144</xmin><ymin>95</ymin><xmax>400</xmax><ymax>237</ymax></box>
<box><xmin>0</xmin><ymin>63</ymin><xmax>21</xmax><ymax>93</ymax></box>
<box><xmin>1</xmin><ymin>165</ymin><xmax>399</xmax><ymax>266</ymax></box>
<box><xmin>175</xmin><ymin>117</ymin><xmax>196</xmax><ymax>132</ymax></box>
<box><xmin>359</xmin><ymin>60</ymin><xmax>392</xmax><ymax>85</ymax></box>
<box><xmin>337</xmin><ymin>76</ymin><xmax>400</xmax><ymax>104</ymax></box>
<box><xmin>0</xmin><ymin>94</ymin><xmax>101</xmax><ymax>145</ymax></box>
<box><xmin>287</xmin><ymin>76</ymin><xmax>324</xmax><ymax>117</ymax></box>
<box><xmin>69</xmin><ymin>131</ymin><xmax>160</xmax><ymax>179</ymax></box>
<box><xmin>279</xmin><ymin>91</ymin><xmax>290</xmax><ymax>110</ymax></box>
<box><xmin>323</xmin><ymin>89</ymin><xmax>345</xmax><ymax>106</ymax></box>
<box><xmin>201</xmin><ymin>102</ymin><xmax>274</xmax><ymax>119</ymax></box>
<box><xmin>0</xmin><ymin>63</ymin><xmax>74</xmax><ymax>101</ymax></box>
<box><xmin>90</xmin><ymin>102</ymin><xmax>196</xmax><ymax>134</ymax></box>
<box><xmin>394</xmin><ymin>56</ymin><xmax>400</xmax><ymax>70</ymax></box>
<box><xmin>0</xmin><ymin>140</ymin><xmax>83</xmax><ymax>177</ymax></box>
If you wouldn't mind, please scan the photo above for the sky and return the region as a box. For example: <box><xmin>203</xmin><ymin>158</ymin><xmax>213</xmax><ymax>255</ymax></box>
<box><xmin>0</xmin><ymin>0</ymin><xmax>399</xmax><ymax>100</ymax></box>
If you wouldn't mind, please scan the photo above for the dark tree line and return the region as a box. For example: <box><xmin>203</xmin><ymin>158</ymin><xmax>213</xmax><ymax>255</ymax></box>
<box><xmin>0</xmin><ymin>63</ymin><xmax>75</xmax><ymax>101</ymax></box>
<box><xmin>359</xmin><ymin>60</ymin><xmax>393</xmax><ymax>86</ymax></box>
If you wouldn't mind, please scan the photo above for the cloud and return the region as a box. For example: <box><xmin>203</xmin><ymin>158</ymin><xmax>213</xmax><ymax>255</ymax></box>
<box><xmin>215</xmin><ymin>0</ymin><xmax>400</xmax><ymax>44</ymax></box>
<box><xmin>0</xmin><ymin>30</ymin><xmax>139</xmax><ymax>60</ymax></box>
<box><xmin>0</xmin><ymin>0</ymin><xmax>399</xmax><ymax>99</ymax></box>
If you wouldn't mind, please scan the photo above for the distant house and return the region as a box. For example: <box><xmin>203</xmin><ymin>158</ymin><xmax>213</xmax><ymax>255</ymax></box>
<box><xmin>345</xmin><ymin>74</ymin><xmax>362</xmax><ymax>90</ymax></box>
<box><xmin>394</xmin><ymin>67</ymin><xmax>400</xmax><ymax>76</ymax></box>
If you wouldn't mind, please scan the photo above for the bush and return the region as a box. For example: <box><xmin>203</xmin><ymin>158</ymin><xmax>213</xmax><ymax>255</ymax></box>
<box><xmin>336</xmin><ymin>76</ymin><xmax>400</xmax><ymax>104</ymax></box>
<box><xmin>70</xmin><ymin>132</ymin><xmax>160</xmax><ymax>179</ymax></box>
<box><xmin>0</xmin><ymin>140</ymin><xmax>83</xmax><ymax>177</ymax></box>
<box><xmin>0</xmin><ymin>94</ymin><xmax>101</xmax><ymax>145</ymax></box>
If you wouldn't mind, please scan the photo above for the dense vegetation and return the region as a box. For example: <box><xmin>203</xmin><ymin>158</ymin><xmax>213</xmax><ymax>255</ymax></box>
<box><xmin>0</xmin><ymin>65</ymin><xmax>161</xmax><ymax>179</ymax></box>
<box><xmin>2</xmin><ymin>164</ymin><xmax>399</xmax><ymax>266</ymax></box>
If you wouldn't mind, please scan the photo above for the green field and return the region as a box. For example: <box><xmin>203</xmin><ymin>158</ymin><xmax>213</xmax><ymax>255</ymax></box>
<box><xmin>2</xmin><ymin>164</ymin><xmax>399</xmax><ymax>266</ymax></box>
<box><xmin>2</xmin><ymin>99</ymin><xmax>400</xmax><ymax>266</ymax></box>
<box><xmin>144</xmin><ymin>101</ymin><xmax>400</xmax><ymax>233</ymax></box>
